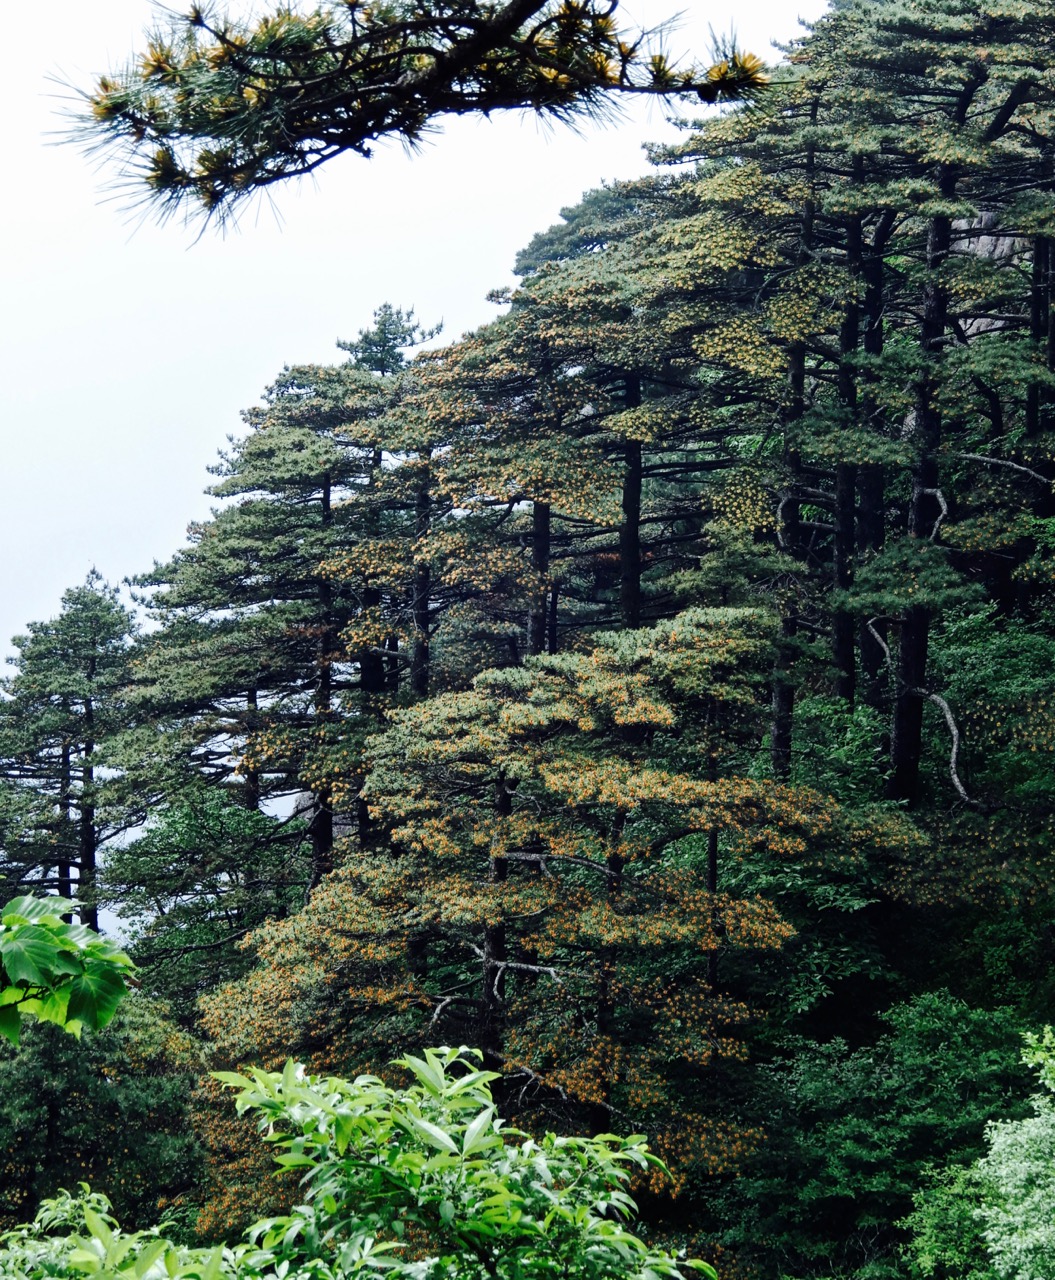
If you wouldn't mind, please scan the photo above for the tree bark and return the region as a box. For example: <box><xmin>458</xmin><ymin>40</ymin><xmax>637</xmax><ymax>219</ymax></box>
<box><xmin>79</xmin><ymin>678</ymin><xmax>98</xmax><ymax>932</ymax></box>
<box><xmin>411</xmin><ymin>469</ymin><xmax>431</xmax><ymax>699</ymax></box>
<box><xmin>888</xmin><ymin>168</ymin><xmax>955</xmax><ymax>803</ymax></box>
<box><xmin>619</xmin><ymin>375</ymin><xmax>643</xmax><ymax>629</ymax></box>
<box><xmin>858</xmin><ymin>208</ymin><xmax>895</xmax><ymax>709</ymax></box>
<box><xmin>310</xmin><ymin>474</ymin><xmax>335</xmax><ymax>887</ymax></box>
<box><xmin>527</xmin><ymin>500</ymin><xmax>550</xmax><ymax>656</ymax></box>
<box><xmin>480</xmin><ymin>776</ymin><xmax>512</xmax><ymax>1073</ymax></box>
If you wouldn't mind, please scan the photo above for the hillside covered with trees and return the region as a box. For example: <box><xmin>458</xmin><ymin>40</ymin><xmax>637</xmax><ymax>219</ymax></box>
<box><xmin>3</xmin><ymin>0</ymin><xmax>1055</xmax><ymax>1276</ymax></box>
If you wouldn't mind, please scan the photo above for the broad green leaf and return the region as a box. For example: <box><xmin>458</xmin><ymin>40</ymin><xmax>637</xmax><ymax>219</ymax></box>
<box><xmin>133</xmin><ymin>1239</ymin><xmax>169</xmax><ymax>1277</ymax></box>
<box><xmin>0</xmin><ymin>925</ymin><xmax>63</xmax><ymax>986</ymax></box>
<box><xmin>83</xmin><ymin>1205</ymin><xmax>114</xmax><ymax>1248</ymax></box>
<box><xmin>404</xmin><ymin>1115</ymin><xmax>459</xmax><ymax>1154</ymax></box>
<box><xmin>0</xmin><ymin>1002</ymin><xmax>20</xmax><ymax>1046</ymax></box>
<box><xmin>66</xmin><ymin>962</ymin><xmax>128</xmax><ymax>1030</ymax></box>
<box><xmin>1</xmin><ymin>896</ymin><xmax>70</xmax><ymax>926</ymax></box>
<box><xmin>462</xmin><ymin>1107</ymin><xmax>498</xmax><ymax>1155</ymax></box>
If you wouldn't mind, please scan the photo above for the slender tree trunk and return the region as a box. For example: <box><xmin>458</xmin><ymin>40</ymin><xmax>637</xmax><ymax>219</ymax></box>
<box><xmin>590</xmin><ymin>809</ymin><xmax>625</xmax><ymax>1136</ymax></box>
<box><xmin>770</xmin><ymin>124</ymin><xmax>815</xmax><ymax>777</ymax></box>
<box><xmin>480</xmin><ymin>777</ymin><xmax>511</xmax><ymax>1074</ymax></box>
<box><xmin>242</xmin><ymin>685</ymin><xmax>261</xmax><ymax>810</ymax></box>
<box><xmin>888</xmin><ymin>172</ymin><xmax>955</xmax><ymax>803</ymax></box>
<box><xmin>411</xmin><ymin>468</ymin><xmax>431</xmax><ymax>699</ymax></box>
<box><xmin>79</xmin><ymin>681</ymin><xmax>98</xmax><ymax>932</ymax></box>
<box><xmin>310</xmin><ymin>475</ymin><xmax>335</xmax><ymax>887</ymax></box>
<box><xmin>527</xmin><ymin>500</ymin><xmax>550</xmax><ymax>656</ymax></box>
<box><xmin>58</xmin><ymin>740</ymin><xmax>72</xmax><ymax>905</ymax></box>
<box><xmin>619</xmin><ymin>376</ymin><xmax>643</xmax><ymax>629</ymax></box>
<box><xmin>1028</xmin><ymin>235</ymin><xmax>1049</xmax><ymax>436</ymax></box>
<box><xmin>706</xmin><ymin>750</ymin><xmax>722</xmax><ymax>993</ymax></box>
<box><xmin>858</xmin><ymin>209</ymin><xmax>894</xmax><ymax>709</ymax></box>
<box><xmin>771</xmin><ymin>334</ymin><xmax>806</xmax><ymax>781</ymax></box>
<box><xmin>833</xmin><ymin>213</ymin><xmax>862</xmax><ymax>705</ymax></box>
<box><xmin>384</xmin><ymin>634</ymin><xmax>400</xmax><ymax>691</ymax></box>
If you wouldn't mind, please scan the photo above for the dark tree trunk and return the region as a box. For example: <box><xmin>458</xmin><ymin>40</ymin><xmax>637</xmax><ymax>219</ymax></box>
<box><xmin>771</xmin><ymin>334</ymin><xmax>806</xmax><ymax>781</ymax></box>
<box><xmin>79</xmin><ymin>683</ymin><xmax>98</xmax><ymax>932</ymax></box>
<box><xmin>770</xmin><ymin>615</ymin><xmax>797</xmax><ymax>782</ymax></box>
<box><xmin>833</xmin><ymin>214</ymin><xmax>862</xmax><ymax>705</ymax></box>
<box><xmin>619</xmin><ymin>375</ymin><xmax>643</xmax><ymax>629</ymax></box>
<box><xmin>1028</xmin><ymin>237</ymin><xmax>1047</xmax><ymax>436</ymax></box>
<box><xmin>310</xmin><ymin>474</ymin><xmax>335</xmax><ymax>887</ymax></box>
<box><xmin>359</xmin><ymin>585</ymin><xmax>386</xmax><ymax>705</ymax></box>
<box><xmin>770</xmin><ymin>135</ymin><xmax>815</xmax><ymax>777</ymax></box>
<box><xmin>242</xmin><ymin>685</ymin><xmax>261</xmax><ymax>810</ymax></box>
<box><xmin>888</xmin><ymin>170</ymin><xmax>955</xmax><ymax>803</ymax></box>
<box><xmin>858</xmin><ymin>209</ymin><xmax>895</xmax><ymax>709</ymax></box>
<box><xmin>58</xmin><ymin>740</ymin><xmax>73</xmax><ymax>905</ymax></box>
<box><xmin>411</xmin><ymin>472</ymin><xmax>431</xmax><ymax>699</ymax></box>
<box><xmin>706</xmin><ymin>751</ymin><xmax>721</xmax><ymax>992</ymax></box>
<box><xmin>833</xmin><ymin>462</ymin><xmax>857</xmax><ymax>704</ymax></box>
<box><xmin>590</xmin><ymin>809</ymin><xmax>626</xmax><ymax>1136</ymax></box>
<box><xmin>527</xmin><ymin>500</ymin><xmax>550</xmax><ymax>656</ymax></box>
<box><xmin>480</xmin><ymin>776</ymin><xmax>512</xmax><ymax>1073</ymax></box>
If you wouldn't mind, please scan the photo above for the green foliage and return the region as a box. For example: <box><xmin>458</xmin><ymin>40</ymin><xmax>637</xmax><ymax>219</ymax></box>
<box><xmin>78</xmin><ymin>2</ymin><xmax>767</xmax><ymax>221</ymax></box>
<box><xmin>900</xmin><ymin>1163</ymin><xmax>995</xmax><ymax>1280</ymax></box>
<box><xmin>0</xmin><ymin>573</ymin><xmax>137</xmax><ymax>921</ymax></box>
<box><xmin>0</xmin><ymin>1049</ymin><xmax>714</xmax><ymax>1280</ymax></box>
<box><xmin>0</xmin><ymin>998</ymin><xmax>204</xmax><ymax>1233</ymax></box>
<box><xmin>222</xmin><ymin>1046</ymin><xmax>716</xmax><ymax>1279</ymax></box>
<box><xmin>975</xmin><ymin>1028</ymin><xmax>1055</xmax><ymax>1280</ymax></box>
<box><xmin>104</xmin><ymin>789</ymin><xmax>307</xmax><ymax>1023</ymax></box>
<box><xmin>718</xmin><ymin>994</ymin><xmax>1030</xmax><ymax>1279</ymax></box>
<box><xmin>0</xmin><ymin>897</ymin><xmax>134</xmax><ymax>1046</ymax></box>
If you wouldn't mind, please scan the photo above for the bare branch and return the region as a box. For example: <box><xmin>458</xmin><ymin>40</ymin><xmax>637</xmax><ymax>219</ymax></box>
<box><xmin>957</xmin><ymin>453</ymin><xmax>1052</xmax><ymax>486</ymax></box>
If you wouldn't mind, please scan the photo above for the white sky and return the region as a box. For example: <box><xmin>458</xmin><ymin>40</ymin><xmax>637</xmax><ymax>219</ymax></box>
<box><xmin>0</xmin><ymin>0</ymin><xmax>828</xmax><ymax>654</ymax></box>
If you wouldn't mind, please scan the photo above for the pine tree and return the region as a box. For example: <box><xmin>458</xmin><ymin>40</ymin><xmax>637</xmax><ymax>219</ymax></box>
<box><xmin>0</xmin><ymin>574</ymin><xmax>137</xmax><ymax>928</ymax></box>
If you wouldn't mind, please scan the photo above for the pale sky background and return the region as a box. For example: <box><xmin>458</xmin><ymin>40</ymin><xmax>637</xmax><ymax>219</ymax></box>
<box><xmin>0</xmin><ymin>0</ymin><xmax>829</xmax><ymax>655</ymax></box>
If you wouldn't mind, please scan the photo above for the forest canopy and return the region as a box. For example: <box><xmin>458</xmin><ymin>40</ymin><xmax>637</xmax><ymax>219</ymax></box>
<box><xmin>4</xmin><ymin>0</ymin><xmax>1055</xmax><ymax>1276</ymax></box>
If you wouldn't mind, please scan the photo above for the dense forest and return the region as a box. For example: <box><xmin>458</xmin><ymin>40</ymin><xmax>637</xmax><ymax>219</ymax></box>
<box><xmin>3</xmin><ymin>0</ymin><xmax>1055</xmax><ymax>1275</ymax></box>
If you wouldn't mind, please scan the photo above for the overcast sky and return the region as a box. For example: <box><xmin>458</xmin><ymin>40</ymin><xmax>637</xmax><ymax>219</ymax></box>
<box><xmin>0</xmin><ymin>0</ymin><xmax>828</xmax><ymax>655</ymax></box>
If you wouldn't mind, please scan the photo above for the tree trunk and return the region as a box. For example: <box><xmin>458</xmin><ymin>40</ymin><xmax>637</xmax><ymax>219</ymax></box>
<box><xmin>833</xmin><ymin>215</ymin><xmax>861</xmax><ymax>705</ymax></box>
<box><xmin>1027</xmin><ymin>235</ymin><xmax>1049</xmax><ymax>436</ymax></box>
<box><xmin>310</xmin><ymin>474</ymin><xmax>335</xmax><ymax>887</ymax></box>
<box><xmin>480</xmin><ymin>777</ymin><xmax>511</xmax><ymax>1074</ymax></box>
<box><xmin>58</xmin><ymin>740</ymin><xmax>73</xmax><ymax>906</ymax></box>
<box><xmin>79</xmin><ymin>684</ymin><xmax>98</xmax><ymax>932</ymax></box>
<box><xmin>242</xmin><ymin>685</ymin><xmax>261</xmax><ymax>810</ymax></box>
<box><xmin>619</xmin><ymin>376</ymin><xmax>643</xmax><ymax>630</ymax></box>
<box><xmin>888</xmin><ymin>171</ymin><xmax>955</xmax><ymax>803</ymax></box>
<box><xmin>858</xmin><ymin>208</ymin><xmax>895</xmax><ymax>709</ymax></box>
<box><xmin>411</xmin><ymin>470</ymin><xmax>431</xmax><ymax>699</ymax></box>
<box><xmin>590</xmin><ymin>809</ymin><xmax>625</xmax><ymax>1135</ymax></box>
<box><xmin>527</xmin><ymin>500</ymin><xmax>550</xmax><ymax>656</ymax></box>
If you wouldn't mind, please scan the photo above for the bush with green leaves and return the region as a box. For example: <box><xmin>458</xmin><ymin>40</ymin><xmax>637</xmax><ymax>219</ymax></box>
<box><xmin>714</xmin><ymin>994</ymin><xmax>1030</xmax><ymax>1279</ymax></box>
<box><xmin>899</xmin><ymin>1162</ymin><xmax>996</xmax><ymax>1280</ymax></box>
<box><xmin>0</xmin><ymin>997</ymin><xmax>205</xmax><ymax>1232</ymax></box>
<box><xmin>0</xmin><ymin>1046</ymin><xmax>713</xmax><ymax>1280</ymax></box>
<box><xmin>0</xmin><ymin>896</ymin><xmax>133</xmax><ymax>1045</ymax></box>
<box><xmin>974</xmin><ymin>1027</ymin><xmax>1055</xmax><ymax>1280</ymax></box>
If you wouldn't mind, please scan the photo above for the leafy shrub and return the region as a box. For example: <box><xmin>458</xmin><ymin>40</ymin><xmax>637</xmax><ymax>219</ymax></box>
<box><xmin>0</xmin><ymin>1046</ymin><xmax>714</xmax><ymax>1280</ymax></box>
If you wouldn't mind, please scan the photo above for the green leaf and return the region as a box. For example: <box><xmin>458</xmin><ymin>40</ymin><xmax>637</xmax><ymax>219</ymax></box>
<box><xmin>83</xmin><ymin>1205</ymin><xmax>113</xmax><ymax>1249</ymax></box>
<box><xmin>404</xmin><ymin>1115</ymin><xmax>460</xmax><ymax>1154</ymax></box>
<box><xmin>1</xmin><ymin>896</ymin><xmax>71</xmax><ymax>926</ymax></box>
<box><xmin>0</xmin><ymin>1002</ymin><xmax>20</xmax><ymax>1046</ymax></box>
<box><xmin>0</xmin><ymin>925</ymin><xmax>62</xmax><ymax>986</ymax></box>
<box><xmin>66</xmin><ymin>962</ymin><xmax>128</xmax><ymax>1030</ymax></box>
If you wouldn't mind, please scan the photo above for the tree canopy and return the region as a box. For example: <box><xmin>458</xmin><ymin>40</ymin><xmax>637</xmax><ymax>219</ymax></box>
<box><xmin>79</xmin><ymin>0</ymin><xmax>767</xmax><ymax>221</ymax></box>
